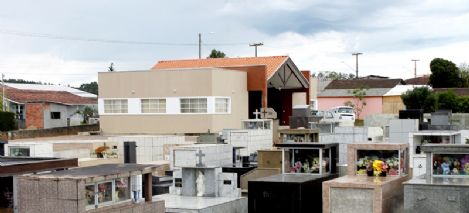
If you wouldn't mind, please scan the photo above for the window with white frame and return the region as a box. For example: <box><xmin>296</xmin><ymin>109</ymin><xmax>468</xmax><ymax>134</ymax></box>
<box><xmin>104</xmin><ymin>99</ymin><xmax>128</xmax><ymax>113</ymax></box>
<box><xmin>85</xmin><ymin>177</ymin><xmax>131</xmax><ymax>209</ymax></box>
<box><xmin>141</xmin><ymin>98</ymin><xmax>166</xmax><ymax>113</ymax></box>
<box><xmin>9</xmin><ymin>147</ymin><xmax>30</xmax><ymax>157</ymax></box>
<box><xmin>215</xmin><ymin>98</ymin><xmax>229</xmax><ymax>113</ymax></box>
<box><xmin>180</xmin><ymin>98</ymin><xmax>207</xmax><ymax>113</ymax></box>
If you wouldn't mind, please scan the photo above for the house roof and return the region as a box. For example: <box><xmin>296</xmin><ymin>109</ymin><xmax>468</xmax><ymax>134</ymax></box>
<box><xmin>433</xmin><ymin>88</ymin><xmax>469</xmax><ymax>96</ymax></box>
<box><xmin>404</xmin><ymin>75</ymin><xmax>430</xmax><ymax>85</ymax></box>
<box><xmin>383</xmin><ymin>85</ymin><xmax>431</xmax><ymax>96</ymax></box>
<box><xmin>318</xmin><ymin>88</ymin><xmax>392</xmax><ymax>97</ymax></box>
<box><xmin>325</xmin><ymin>79</ymin><xmax>405</xmax><ymax>89</ymax></box>
<box><xmin>5</xmin><ymin>83</ymin><xmax>97</xmax><ymax>98</ymax></box>
<box><xmin>152</xmin><ymin>56</ymin><xmax>289</xmax><ymax>80</ymax></box>
<box><xmin>2</xmin><ymin>86</ymin><xmax>97</xmax><ymax>105</ymax></box>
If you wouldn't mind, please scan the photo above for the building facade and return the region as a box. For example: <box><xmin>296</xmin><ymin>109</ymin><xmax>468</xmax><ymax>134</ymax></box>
<box><xmin>1</xmin><ymin>83</ymin><xmax>97</xmax><ymax>129</ymax></box>
<box><xmin>98</xmin><ymin>68</ymin><xmax>249</xmax><ymax>134</ymax></box>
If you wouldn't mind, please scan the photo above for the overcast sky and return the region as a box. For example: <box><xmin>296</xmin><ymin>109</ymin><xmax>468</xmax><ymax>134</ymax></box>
<box><xmin>1</xmin><ymin>0</ymin><xmax>468</xmax><ymax>86</ymax></box>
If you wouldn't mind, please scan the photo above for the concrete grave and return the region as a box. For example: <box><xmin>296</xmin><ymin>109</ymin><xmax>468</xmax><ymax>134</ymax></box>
<box><xmin>222</xmin><ymin>119</ymin><xmax>275</xmax><ymax>156</ymax></box>
<box><xmin>159</xmin><ymin>143</ymin><xmax>247</xmax><ymax>212</ymax></box>
<box><xmin>404</xmin><ymin>144</ymin><xmax>469</xmax><ymax>213</ymax></box>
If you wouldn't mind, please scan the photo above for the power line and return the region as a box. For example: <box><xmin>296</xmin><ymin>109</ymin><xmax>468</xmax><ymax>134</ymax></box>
<box><xmin>2</xmin><ymin>72</ymin><xmax>95</xmax><ymax>76</ymax></box>
<box><xmin>0</xmin><ymin>29</ymin><xmax>248</xmax><ymax>46</ymax></box>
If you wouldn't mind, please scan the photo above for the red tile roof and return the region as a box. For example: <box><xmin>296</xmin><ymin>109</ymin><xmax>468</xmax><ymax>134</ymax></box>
<box><xmin>405</xmin><ymin>75</ymin><xmax>430</xmax><ymax>85</ymax></box>
<box><xmin>2</xmin><ymin>86</ymin><xmax>96</xmax><ymax>105</ymax></box>
<box><xmin>152</xmin><ymin>56</ymin><xmax>289</xmax><ymax>80</ymax></box>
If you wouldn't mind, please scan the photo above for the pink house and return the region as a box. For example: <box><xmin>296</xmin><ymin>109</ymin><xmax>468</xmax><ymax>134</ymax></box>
<box><xmin>317</xmin><ymin>78</ymin><xmax>405</xmax><ymax>119</ymax></box>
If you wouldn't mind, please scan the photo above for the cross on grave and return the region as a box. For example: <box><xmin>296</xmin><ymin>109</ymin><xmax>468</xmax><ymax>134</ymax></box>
<box><xmin>253</xmin><ymin>109</ymin><xmax>261</xmax><ymax>119</ymax></box>
<box><xmin>261</xmin><ymin>108</ymin><xmax>268</xmax><ymax>119</ymax></box>
<box><xmin>196</xmin><ymin>149</ymin><xmax>206</xmax><ymax>167</ymax></box>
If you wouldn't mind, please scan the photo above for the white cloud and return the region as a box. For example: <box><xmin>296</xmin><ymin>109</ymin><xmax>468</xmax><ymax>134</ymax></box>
<box><xmin>1</xmin><ymin>0</ymin><xmax>469</xmax><ymax>85</ymax></box>
<box><xmin>0</xmin><ymin>54</ymin><xmax>102</xmax><ymax>86</ymax></box>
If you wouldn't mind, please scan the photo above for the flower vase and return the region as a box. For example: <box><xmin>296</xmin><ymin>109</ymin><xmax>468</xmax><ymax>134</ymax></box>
<box><xmin>379</xmin><ymin>171</ymin><xmax>387</xmax><ymax>177</ymax></box>
<box><xmin>366</xmin><ymin>170</ymin><xmax>374</xmax><ymax>177</ymax></box>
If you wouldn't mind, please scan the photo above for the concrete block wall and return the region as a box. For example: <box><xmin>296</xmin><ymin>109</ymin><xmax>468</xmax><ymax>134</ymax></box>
<box><xmin>224</xmin><ymin>129</ymin><xmax>273</xmax><ymax>156</ymax></box>
<box><xmin>389</xmin><ymin>119</ymin><xmax>419</xmax><ymax>144</ymax></box>
<box><xmin>320</xmin><ymin>126</ymin><xmax>385</xmax><ymax>164</ymax></box>
<box><xmin>364</xmin><ymin>113</ymin><xmax>398</xmax><ymax>127</ymax></box>
<box><xmin>217</xmin><ymin>172</ymin><xmax>240</xmax><ymax>197</ymax></box>
<box><xmin>110</xmin><ymin>135</ymin><xmax>193</xmax><ymax>163</ymax></box>
<box><xmin>171</xmin><ymin>144</ymin><xmax>232</xmax><ymax>169</ymax></box>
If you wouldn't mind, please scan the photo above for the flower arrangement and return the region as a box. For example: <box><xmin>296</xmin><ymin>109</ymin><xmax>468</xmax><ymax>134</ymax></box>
<box><xmin>94</xmin><ymin>145</ymin><xmax>110</xmax><ymax>158</ymax></box>
<box><xmin>357</xmin><ymin>155</ymin><xmax>399</xmax><ymax>176</ymax></box>
<box><xmin>290</xmin><ymin>157</ymin><xmax>322</xmax><ymax>174</ymax></box>
<box><xmin>290</xmin><ymin>161</ymin><xmax>302</xmax><ymax>173</ymax></box>
<box><xmin>95</xmin><ymin>145</ymin><xmax>109</xmax><ymax>154</ymax></box>
<box><xmin>372</xmin><ymin>160</ymin><xmax>389</xmax><ymax>176</ymax></box>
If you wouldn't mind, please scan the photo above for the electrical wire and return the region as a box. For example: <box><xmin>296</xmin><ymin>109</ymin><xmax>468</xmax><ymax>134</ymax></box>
<box><xmin>0</xmin><ymin>29</ymin><xmax>249</xmax><ymax>46</ymax></box>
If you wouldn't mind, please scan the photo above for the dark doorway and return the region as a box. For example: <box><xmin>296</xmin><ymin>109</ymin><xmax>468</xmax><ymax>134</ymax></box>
<box><xmin>268</xmin><ymin>88</ymin><xmax>294</xmax><ymax>126</ymax></box>
<box><xmin>268</xmin><ymin>88</ymin><xmax>282</xmax><ymax>123</ymax></box>
<box><xmin>0</xmin><ymin>141</ymin><xmax>5</xmax><ymax>156</ymax></box>
<box><xmin>0</xmin><ymin>177</ymin><xmax>13</xmax><ymax>211</ymax></box>
<box><xmin>124</xmin><ymin>141</ymin><xmax>137</xmax><ymax>163</ymax></box>
<box><xmin>249</xmin><ymin>91</ymin><xmax>263</xmax><ymax>119</ymax></box>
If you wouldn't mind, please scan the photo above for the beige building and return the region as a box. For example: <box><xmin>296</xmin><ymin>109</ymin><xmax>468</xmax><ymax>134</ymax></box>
<box><xmin>98</xmin><ymin>68</ymin><xmax>248</xmax><ymax>134</ymax></box>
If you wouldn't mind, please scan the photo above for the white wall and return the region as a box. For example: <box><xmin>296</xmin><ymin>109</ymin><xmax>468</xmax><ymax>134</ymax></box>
<box><xmin>5</xmin><ymin>143</ymin><xmax>53</xmax><ymax>157</ymax></box>
<box><xmin>110</xmin><ymin>135</ymin><xmax>194</xmax><ymax>163</ymax></box>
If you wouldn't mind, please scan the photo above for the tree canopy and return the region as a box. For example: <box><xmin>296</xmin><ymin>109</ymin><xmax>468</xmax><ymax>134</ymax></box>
<box><xmin>459</xmin><ymin>63</ymin><xmax>469</xmax><ymax>87</ymax></box>
<box><xmin>208</xmin><ymin>49</ymin><xmax>226</xmax><ymax>58</ymax></box>
<box><xmin>429</xmin><ymin>58</ymin><xmax>462</xmax><ymax>88</ymax></box>
<box><xmin>314</xmin><ymin>71</ymin><xmax>355</xmax><ymax>80</ymax></box>
<box><xmin>78</xmin><ymin>82</ymin><xmax>98</xmax><ymax>95</ymax></box>
<box><xmin>4</xmin><ymin>79</ymin><xmax>42</xmax><ymax>84</ymax></box>
<box><xmin>400</xmin><ymin>87</ymin><xmax>469</xmax><ymax>113</ymax></box>
<box><xmin>401</xmin><ymin>87</ymin><xmax>436</xmax><ymax>113</ymax></box>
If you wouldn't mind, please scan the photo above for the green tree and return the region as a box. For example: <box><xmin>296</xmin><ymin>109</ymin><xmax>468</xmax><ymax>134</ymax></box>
<box><xmin>0</xmin><ymin>111</ymin><xmax>16</xmax><ymax>131</ymax></box>
<box><xmin>459</xmin><ymin>63</ymin><xmax>469</xmax><ymax>87</ymax></box>
<box><xmin>436</xmin><ymin>90</ymin><xmax>459</xmax><ymax>111</ymax></box>
<box><xmin>315</xmin><ymin>71</ymin><xmax>355</xmax><ymax>80</ymax></box>
<box><xmin>457</xmin><ymin>96</ymin><xmax>469</xmax><ymax>113</ymax></box>
<box><xmin>344</xmin><ymin>87</ymin><xmax>367</xmax><ymax>119</ymax></box>
<box><xmin>208</xmin><ymin>49</ymin><xmax>226</xmax><ymax>58</ymax></box>
<box><xmin>4</xmin><ymin>79</ymin><xmax>41</xmax><ymax>84</ymax></box>
<box><xmin>429</xmin><ymin>58</ymin><xmax>462</xmax><ymax>88</ymax></box>
<box><xmin>78</xmin><ymin>82</ymin><xmax>98</xmax><ymax>95</ymax></box>
<box><xmin>401</xmin><ymin>87</ymin><xmax>436</xmax><ymax>113</ymax></box>
<box><xmin>78</xmin><ymin>106</ymin><xmax>96</xmax><ymax>124</ymax></box>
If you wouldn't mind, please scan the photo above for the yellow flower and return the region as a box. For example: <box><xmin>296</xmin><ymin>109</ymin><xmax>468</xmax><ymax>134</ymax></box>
<box><xmin>372</xmin><ymin>160</ymin><xmax>383</xmax><ymax>174</ymax></box>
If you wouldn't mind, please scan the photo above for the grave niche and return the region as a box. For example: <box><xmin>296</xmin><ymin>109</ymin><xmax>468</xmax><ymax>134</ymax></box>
<box><xmin>248</xmin><ymin>141</ymin><xmax>338</xmax><ymax>213</ymax></box>
<box><xmin>404</xmin><ymin>144</ymin><xmax>469</xmax><ymax>213</ymax></box>
<box><xmin>181</xmin><ymin>168</ymin><xmax>219</xmax><ymax>197</ymax></box>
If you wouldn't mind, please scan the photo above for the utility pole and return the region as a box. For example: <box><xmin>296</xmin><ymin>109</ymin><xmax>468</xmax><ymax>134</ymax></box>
<box><xmin>249</xmin><ymin>42</ymin><xmax>264</xmax><ymax>57</ymax></box>
<box><xmin>1</xmin><ymin>73</ymin><xmax>5</xmax><ymax>111</ymax></box>
<box><xmin>411</xmin><ymin>59</ymin><xmax>419</xmax><ymax>78</ymax></box>
<box><xmin>198</xmin><ymin>33</ymin><xmax>202</xmax><ymax>59</ymax></box>
<box><xmin>352</xmin><ymin>52</ymin><xmax>363</xmax><ymax>78</ymax></box>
